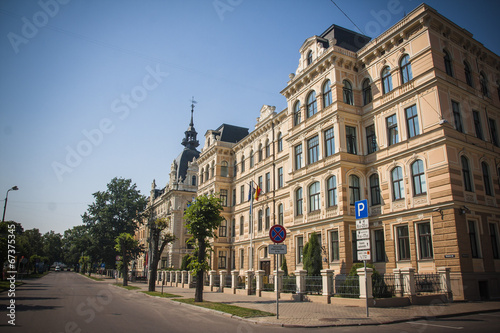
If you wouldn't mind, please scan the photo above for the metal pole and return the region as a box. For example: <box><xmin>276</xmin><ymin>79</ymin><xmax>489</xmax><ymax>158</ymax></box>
<box><xmin>2</xmin><ymin>186</ymin><xmax>18</xmax><ymax>222</ymax></box>
<box><xmin>364</xmin><ymin>260</ymin><xmax>369</xmax><ymax>317</ymax></box>
<box><xmin>275</xmin><ymin>252</ymin><xmax>279</xmax><ymax>319</ymax></box>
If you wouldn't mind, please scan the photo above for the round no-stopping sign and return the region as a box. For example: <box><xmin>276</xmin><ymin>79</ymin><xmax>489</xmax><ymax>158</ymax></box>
<box><xmin>269</xmin><ymin>225</ymin><xmax>286</xmax><ymax>243</ymax></box>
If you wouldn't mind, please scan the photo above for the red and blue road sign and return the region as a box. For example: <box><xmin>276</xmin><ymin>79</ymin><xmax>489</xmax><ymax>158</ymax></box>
<box><xmin>269</xmin><ymin>225</ymin><xmax>286</xmax><ymax>243</ymax></box>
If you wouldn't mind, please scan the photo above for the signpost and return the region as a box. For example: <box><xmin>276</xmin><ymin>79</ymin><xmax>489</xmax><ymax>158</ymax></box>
<box><xmin>355</xmin><ymin>199</ymin><xmax>370</xmax><ymax>318</ymax></box>
<box><xmin>269</xmin><ymin>225</ymin><xmax>287</xmax><ymax>319</ymax></box>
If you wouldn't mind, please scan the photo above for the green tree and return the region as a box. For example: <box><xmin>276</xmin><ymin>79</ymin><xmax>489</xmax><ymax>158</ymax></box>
<box><xmin>280</xmin><ymin>255</ymin><xmax>288</xmax><ymax>276</ymax></box>
<box><xmin>82</xmin><ymin>177</ymin><xmax>147</xmax><ymax>268</ymax></box>
<box><xmin>62</xmin><ymin>225</ymin><xmax>91</xmax><ymax>270</ymax></box>
<box><xmin>79</xmin><ymin>256</ymin><xmax>90</xmax><ymax>274</ymax></box>
<box><xmin>147</xmin><ymin>217</ymin><xmax>176</xmax><ymax>291</ymax></box>
<box><xmin>18</xmin><ymin>228</ymin><xmax>43</xmax><ymax>272</ymax></box>
<box><xmin>114</xmin><ymin>233</ymin><xmax>142</xmax><ymax>286</ymax></box>
<box><xmin>302</xmin><ymin>232</ymin><xmax>322</xmax><ymax>276</ymax></box>
<box><xmin>42</xmin><ymin>231</ymin><xmax>63</xmax><ymax>266</ymax></box>
<box><xmin>183</xmin><ymin>194</ymin><xmax>224</xmax><ymax>302</ymax></box>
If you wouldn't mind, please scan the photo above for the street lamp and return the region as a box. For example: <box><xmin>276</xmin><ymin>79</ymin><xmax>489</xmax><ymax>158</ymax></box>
<box><xmin>2</xmin><ymin>186</ymin><xmax>19</xmax><ymax>222</ymax></box>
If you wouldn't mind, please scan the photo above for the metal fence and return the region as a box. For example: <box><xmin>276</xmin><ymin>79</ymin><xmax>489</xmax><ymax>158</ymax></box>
<box><xmin>282</xmin><ymin>275</ymin><xmax>296</xmax><ymax>293</ymax></box>
<box><xmin>305</xmin><ymin>276</ymin><xmax>323</xmax><ymax>295</ymax></box>
<box><xmin>372</xmin><ymin>274</ymin><xmax>396</xmax><ymax>298</ymax></box>
<box><xmin>224</xmin><ymin>275</ymin><xmax>232</xmax><ymax>288</ymax></box>
<box><xmin>262</xmin><ymin>275</ymin><xmax>274</xmax><ymax>291</ymax></box>
<box><xmin>203</xmin><ymin>274</ymin><xmax>210</xmax><ymax>286</ymax></box>
<box><xmin>334</xmin><ymin>274</ymin><xmax>359</xmax><ymax>298</ymax></box>
<box><xmin>237</xmin><ymin>276</ymin><xmax>245</xmax><ymax>289</ymax></box>
<box><xmin>213</xmin><ymin>275</ymin><xmax>220</xmax><ymax>287</ymax></box>
<box><xmin>415</xmin><ymin>273</ymin><xmax>443</xmax><ymax>294</ymax></box>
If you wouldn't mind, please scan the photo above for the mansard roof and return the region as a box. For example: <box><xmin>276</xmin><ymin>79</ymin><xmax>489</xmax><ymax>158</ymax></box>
<box><xmin>212</xmin><ymin>123</ymin><xmax>249</xmax><ymax>143</ymax></box>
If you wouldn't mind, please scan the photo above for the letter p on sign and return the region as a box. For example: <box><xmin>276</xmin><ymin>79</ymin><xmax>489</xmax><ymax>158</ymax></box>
<box><xmin>355</xmin><ymin>199</ymin><xmax>368</xmax><ymax>219</ymax></box>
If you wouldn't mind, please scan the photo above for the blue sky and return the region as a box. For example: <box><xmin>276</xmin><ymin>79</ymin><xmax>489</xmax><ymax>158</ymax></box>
<box><xmin>1</xmin><ymin>0</ymin><xmax>499</xmax><ymax>235</ymax></box>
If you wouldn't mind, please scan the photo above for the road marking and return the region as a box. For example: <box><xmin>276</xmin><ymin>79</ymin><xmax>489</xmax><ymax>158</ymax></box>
<box><xmin>409</xmin><ymin>321</ymin><xmax>463</xmax><ymax>330</ymax></box>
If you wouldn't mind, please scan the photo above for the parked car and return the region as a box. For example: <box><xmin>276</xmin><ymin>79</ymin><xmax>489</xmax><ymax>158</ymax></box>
<box><xmin>55</xmin><ymin>266</ymin><xmax>61</xmax><ymax>271</ymax></box>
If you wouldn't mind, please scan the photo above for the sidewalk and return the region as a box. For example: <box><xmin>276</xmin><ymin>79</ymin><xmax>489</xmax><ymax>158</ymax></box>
<box><xmin>96</xmin><ymin>274</ymin><xmax>500</xmax><ymax>327</ymax></box>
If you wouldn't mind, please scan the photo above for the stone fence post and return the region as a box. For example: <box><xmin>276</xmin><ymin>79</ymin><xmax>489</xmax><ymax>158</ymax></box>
<box><xmin>321</xmin><ymin>269</ymin><xmax>334</xmax><ymax>297</ymax></box>
<box><xmin>230</xmin><ymin>270</ymin><xmax>239</xmax><ymax>294</ymax></box>
<box><xmin>274</xmin><ymin>269</ymin><xmax>284</xmax><ymax>294</ymax></box>
<box><xmin>357</xmin><ymin>267</ymin><xmax>373</xmax><ymax>300</ymax></box>
<box><xmin>181</xmin><ymin>271</ymin><xmax>188</xmax><ymax>288</ymax></box>
<box><xmin>401</xmin><ymin>267</ymin><xmax>416</xmax><ymax>302</ymax></box>
<box><xmin>295</xmin><ymin>270</ymin><xmax>307</xmax><ymax>299</ymax></box>
<box><xmin>245</xmin><ymin>270</ymin><xmax>254</xmax><ymax>295</ymax></box>
<box><xmin>209</xmin><ymin>270</ymin><xmax>216</xmax><ymax>291</ymax></box>
<box><xmin>255</xmin><ymin>270</ymin><xmax>264</xmax><ymax>297</ymax></box>
<box><xmin>437</xmin><ymin>267</ymin><xmax>452</xmax><ymax>301</ymax></box>
<box><xmin>219</xmin><ymin>270</ymin><xmax>227</xmax><ymax>292</ymax></box>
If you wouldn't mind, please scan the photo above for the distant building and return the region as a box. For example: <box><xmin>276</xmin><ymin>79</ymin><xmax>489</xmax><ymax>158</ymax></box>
<box><xmin>195</xmin><ymin>3</ymin><xmax>500</xmax><ymax>301</ymax></box>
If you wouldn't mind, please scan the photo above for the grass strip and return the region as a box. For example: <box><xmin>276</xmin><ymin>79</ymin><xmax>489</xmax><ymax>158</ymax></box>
<box><xmin>79</xmin><ymin>273</ymin><xmax>104</xmax><ymax>281</ymax></box>
<box><xmin>173</xmin><ymin>298</ymin><xmax>274</xmax><ymax>318</ymax></box>
<box><xmin>113</xmin><ymin>283</ymin><xmax>141</xmax><ymax>290</ymax></box>
<box><xmin>0</xmin><ymin>280</ymin><xmax>22</xmax><ymax>293</ymax></box>
<box><xmin>141</xmin><ymin>291</ymin><xmax>182</xmax><ymax>298</ymax></box>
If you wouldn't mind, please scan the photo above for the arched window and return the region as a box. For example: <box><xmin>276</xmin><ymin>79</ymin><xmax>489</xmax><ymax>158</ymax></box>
<box><xmin>411</xmin><ymin>160</ymin><xmax>427</xmax><ymax>196</ymax></box>
<box><xmin>265</xmin><ymin>139</ymin><xmax>270</xmax><ymax>158</ymax></box>
<box><xmin>295</xmin><ymin>188</ymin><xmax>303</xmax><ymax>216</ymax></box>
<box><xmin>480</xmin><ymin>71</ymin><xmax>489</xmax><ymax>97</ymax></box>
<box><xmin>210</xmin><ymin>161</ymin><xmax>215</xmax><ymax>178</ymax></box>
<box><xmin>241</xmin><ymin>155</ymin><xmax>245</xmax><ymax>172</ymax></box>
<box><xmin>400</xmin><ymin>54</ymin><xmax>413</xmax><ymax>84</ymax></box>
<box><xmin>191</xmin><ymin>175</ymin><xmax>197</xmax><ymax>186</ymax></box>
<box><xmin>369</xmin><ymin>174</ymin><xmax>381</xmax><ymax>206</ymax></box>
<box><xmin>204</xmin><ymin>166</ymin><xmax>209</xmax><ymax>181</ymax></box>
<box><xmin>349</xmin><ymin>175</ymin><xmax>360</xmax><ymax>205</ymax></box>
<box><xmin>309</xmin><ymin>182</ymin><xmax>320</xmax><ymax>212</ymax></box>
<box><xmin>307</xmin><ymin>51</ymin><xmax>313</xmax><ymax>65</ymax></box>
<box><xmin>362</xmin><ymin>79</ymin><xmax>372</xmax><ymax>105</ymax></box>
<box><xmin>307</xmin><ymin>91</ymin><xmax>317</xmax><ymax>118</ymax></box>
<box><xmin>391</xmin><ymin>167</ymin><xmax>404</xmax><ymax>200</ymax></box>
<box><xmin>249</xmin><ymin>150</ymin><xmax>254</xmax><ymax>168</ymax></box>
<box><xmin>278</xmin><ymin>204</ymin><xmax>284</xmax><ymax>225</ymax></box>
<box><xmin>444</xmin><ymin>50</ymin><xmax>453</xmax><ymax>76</ymax></box>
<box><xmin>461</xmin><ymin>156</ymin><xmax>473</xmax><ymax>192</ymax></box>
<box><xmin>382</xmin><ymin>67</ymin><xmax>393</xmax><ymax>94</ymax></box>
<box><xmin>233</xmin><ymin>161</ymin><xmax>238</xmax><ymax>177</ymax></box>
<box><xmin>327</xmin><ymin>176</ymin><xmax>337</xmax><ymax>207</ymax></box>
<box><xmin>464</xmin><ymin>61</ymin><xmax>473</xmax><ymax>87</ymax></box>
<box><xmin>482</xmin><ymin>162</ymin><xmax>492</xmax><ymax>196</ymax></box>
<box><xmin>200</xmin><ymin>172</ymin><xmax>204</xmax><ymax>184</ymax></box>
<box><xmin>343</xmin><ymin>80</ymin><xmax>353</xmax><ymax>105</ymax></box>
<box><xmin>293</xmin><ymin>101</ymin><xmax>301</xmax><ymax>126</ymax></box>
<box><xmin>221</xmin><ymin>161</ymin><xmax>228</xmax><ymax>177</ymax></box>
<box><xmin>258</xmin><ymin>144</ymin><xmax>263</xmax><ymax>162</ymax></box>
<box><xmin>277</xmin><ymin>132</ymin><xmax>283</xmax><ymax>152</ymax></box>
<box><xmin>265</xmin><ymin>207</ymin><xmax>270</xmax><ymax>229</ymax></box>
<box><xmin>323</xmin><ymin>80</ymin><xmax>332</xmax><ymax>107</ymax></box>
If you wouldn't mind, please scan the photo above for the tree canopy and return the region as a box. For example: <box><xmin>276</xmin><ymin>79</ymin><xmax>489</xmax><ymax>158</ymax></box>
<box><xmin>302</xmin><ymin>232</ymin><xmax>322</xmax><ymax>276</ymax></box>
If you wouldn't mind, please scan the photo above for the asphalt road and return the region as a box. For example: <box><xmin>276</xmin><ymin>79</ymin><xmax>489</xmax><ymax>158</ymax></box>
<box><xmin>1</xmin><ymin>272</ymin><xmax>499</xmax><ymax>333</ymax></box>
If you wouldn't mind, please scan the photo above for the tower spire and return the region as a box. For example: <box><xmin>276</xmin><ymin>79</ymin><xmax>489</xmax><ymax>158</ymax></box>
<box><xmin>181</xmin><ymin>97</ymin><xmax>199</xmax><ymax>149</ymax></box>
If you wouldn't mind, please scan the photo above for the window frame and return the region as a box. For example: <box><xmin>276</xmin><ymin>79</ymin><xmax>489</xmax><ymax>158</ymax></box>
<box><xmin>473</xmin><ymin>110</ymin><xmax>484</xmax><ymax>140</ymax></box>
<box><xmin>489</xmin><ymin>223</ymin><xmax>500</xmax><ymax>260</ymax></box>
<box><xmin>370</xmin><ymin>174</ymin><xmax>381</xmax><ymax>206</ymax></box>
<box><xmin>391</xmin><ymin>166</ymin><xmax>405</xmax><ymax>201</ymax></box>
<box><xmin>293</xmin><ymin>101</ymin><xmax>301</xmax><ymax>126</ymax></box>
<box><xmin>278</xmin><ymin>167</ymin><xmax>283</xmax><ymax>188</ymax></box>
<box><xmin>405</xmin><ymin>105</ymin><xmax>420</xmax><ymax>138</ymax></box>
<box><xmin>417</xmin><ymin>222</ymin><xmax>433</xmax><ymax>260</ymax></box>
<box><xmin>396</xmin><ymin>225</ymin><xmax>411</xmax><ymax>261</ymax></box>
<box><xmin>366</xmin><ymin>124</ymin><xmax>377</xmax><ymax>154</ymax></box>
<box><xmin>307</xmin><ymin>135</ymin><xmax>319</xmax><ymax>164</ymax></box>
<box><xmin>219</xmin><ymin>219</ymin><xmax>227</xmax><ymax>237</ymax></box>
<box><xmin>411</xmin><ymin>160</ymin><xmax>427</xmax><ymax>196</ymax></box>
<box><xmin>343</xmin><ymin>80</ymin><xmax>353</xmax><ymax>105</ymax></box>
<box><xmin>295</xmin><ymin>187</ymin><xmax>303</xmax><ymax>216</ymax></box>
<box><xmin>306</xmin><ymin>91</ymin><xmax>317</xmax><ymax>118</ymax></box>
<box><xmin>297</xmin><ymin>236</ymin><xmax>304</xmax><ymax>263</ymax></box>
<box><xmin>452</xmin><ymin>100</ymin><xmax>463</xmax><ymax>133</ymax></box>
<box><xmin>323</xmin><ymin>80</ymin><xmax>332</xmax><ymax>108</ymax></box>
<box><xmin>324</xmin><ymin>127</ymin><xmax>335</xmax><ymax>157</ymax></box>
<box><xmin>468</xmin><ymin>220</ymin><xmax>481</xmax><ymax>258</ymax></box>
<box><xmin>382</xmin><ymin>66</ymin><xmax>393</xmax><ymax>94</ymax></box>
<box><xmin>374</xmin><ymin>229</ymin><xmax>385</xmax><ymax>262</ymax></box>
<box><xmin>220</xmin><ymin>189</ymin><xmax>228</xmax><ymax>206</ymax></box>
<box><xmin>461</xmin><ymin>156</ymin><xmax>474</xmax><ymax>192</ymax></box>
<box><xmin>346</xmin><ymin>125</ymin><xmax>357</xmax><ymax>155</ymax></box>
<box><xmin>308</xmin><ymin>181</ymin><xmax>320</xmax><ymax>212</ymax></box>
<box><xmin>349</xmin><ymin>175</ymin><xmax>360</xmax><ymax>206</ymax></box>
<box><xmin>386</xmin><ymin>114</ymin><xmax>399</xmax><ymax>146</ymax></box>
<box><xmin>482</xmin><ymin>161</ymin><xmax>493</xmax><ymax>196</ymax></box>
<box><xmin>488</xmin><ymin>118</ymin><xmax>499</xmax><ymax>147</ymax></box>
<box><xmin>330</xmin><ymin>230</ymin><xmax>339</xmax><ymax>261</ymax></box>
<box><xmin>444</xmin><ymin>50</ymin><xmax>453</xmax><ymax>77</ymax></box>
<box><xmin>362</xmin><ymin>78</ymin><xmax>372</xmax><ymax>105</ymax></box>
<box><xmin>294</xmin><ymin>144</ymin><xmax>303</xmax><ymax>170</ymax></box>
<box><xmin>464</xmin><ymin>61</ymin><xmax>473</xmax><ymax>87</ymax></box>
<box><xmin>400</xmin><ymin>54</ymin><xmax>413</xmax><ymax>84</ymax></box>
<box><xmin>327</xmin><ymin>175</ymin><xmax>337</xmax><ymax>207</ymax></box>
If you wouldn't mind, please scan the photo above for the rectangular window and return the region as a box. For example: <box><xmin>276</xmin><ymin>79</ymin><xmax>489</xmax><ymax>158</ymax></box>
<box><xmin>219</xmin><ymin>220</ymin><xmax>227</xmax><ymax>237</ymax></box>
<box><xmin>218</xmin><ymin>251</ymin><xmax>226</xmax><ymax>269</ymax></box>
<box><xmin>488</xmin><ymin>118</ymin><xmax>499</xmax><ymax>147</ymax></box>
<box><xmin>220</xmin><ymin>189</ymin><xmax>228</xmax><ymax>207</ymax></box>
<box><xmin>297</xmin><ymin>236</ymin><xmax>304</xmax><ymax>263</ymax></box>
<box><xmin>397</xmin><ymin>225</ymin><xmax>410</xmax><ymax>260</ymax></box>
<box><xmin>258</xmin><ymin>176</ymin><xmax>263</xmax><ymax>190</ymax></box>
<box><xmin>265</xmin><ymin>172</ymin><xmax>271</xmax><ymax>193</ymax></box>
<box><xmin>417</xmin><ymin>222</ymin><xmax>433</xmax><ymax>259</ymax></box>
<box><xmin>265</xmin><ymin>208</ymin><xmax>270</xmax><ymax>230</ymax></box>
<box><xmin>239</xmin><ymin>249</ymin><xmax>244</xmax><ymax>269</ymax></box>
<box><xmin>240</xmin><ymin>185</ymin><xmax>245</xmax><ymax>204</ymax></box>
<box><xmin>239</xmin><ymin>217</ymin><xmax>244</xmax><ymax>236</ymax></box>
<box><xmin>231</xmin><ymin>250</ymin><xmax>235</xmax><ymax>270</ymax></box>
<box><xmin>468</xmin><ymin>220</ymin><xmax>480</xmax><ymax>258</ymax></box>
<box><xmin>473</xmin><ymin>110</ymin><xmax>484</xmax><ymax>140</ymax></box>
<box><xmin>405</xmin><ymin>105</ymin><xmax>420</xmax><ymax>138</ymax></box>
<box><xmin>346</xmin><ymin>126</ymin><xmax>357</xmax><ymax>154</ymax></box>
<box><xmin>307</xmin><ymin>135</ymin><xmax>319</xmax><ymax>164</ymax></box>
<box><xmin>489</xmin><ymin>223</ymin><xmax>500</xmax><ymax>259</ymax></box>
<box><xmin>330</xmin><ymin>230</ymin><xmax>339</xmax><ymax>261</ymax></box>
<box><xmin>295</xmin><ymin>144</ymin><xmax>302</xmax><ymax>169</ymax></box>
<box><xmin>386</xmin><ymin>114</ymin><xmax>399</xmax><ymax>146</ymax></box>
<box><xmin>374</xmin><ymin>229</ymin><xmax>385</xmax><ymax>262</ymax></box>
<box><xmin>257</xmin><ymin>210</ymin><xmax>263</xmax><ymax>232</ymax></box>
<box><xmin>231</xmin><ymin>219</ymin><xmax>235</xmax><ymax>237</ymax></box>
<box><xmin>452</xmin><ymin>101</ymin><xmax>463</xmax><ymax>133</ymax></box>
<box><xmin>232</xmin><ymin>189</ymin><xmax>236</xmax><ymax>207</ymax></box>
<box><xmin>324</xmin><ymin>127</ymin><xmax>335</xmax><ymax>157</ymax></box>
<box><xmin>278</xmin><ymin>167</ymin><xmax>283</xmax><ymax>188</ymax></box>
<box><xmin>366</xmin><ymin>124</ymin><xmax>377</xmax><ymax>154</ymax></box>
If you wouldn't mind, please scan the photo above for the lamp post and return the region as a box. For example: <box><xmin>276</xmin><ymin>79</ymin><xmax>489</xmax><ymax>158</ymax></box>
<box><xmin>2</xmin><ymin>186</ymin><xmax>19</xmax><ymax>222</ymax></box>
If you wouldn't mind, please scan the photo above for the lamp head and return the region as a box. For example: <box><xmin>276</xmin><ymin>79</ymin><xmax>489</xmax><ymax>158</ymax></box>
<box><xmin>11</xmin><ymin>186</ymin><xmax>18</xmax><ymax>191</ymax></box>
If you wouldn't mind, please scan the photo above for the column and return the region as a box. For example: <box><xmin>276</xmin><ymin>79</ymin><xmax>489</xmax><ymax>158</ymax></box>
<box><xmin>321</xmin><ymin>269</ymin><xmax>334</xmax><ymax>296</ymax></box>
<box><xmin>245</xmin><ymin>270</ymin><xmax>254</xmax><ymax>295</ymax></box>
<box><xmin>437</xmin><ymin>267</ymin><xmax>452</xmax><ymax>301</ymax></box>
<box><xmin>231</xmin><ymin>270</ymin><xmax>239</xmax><ymax>294</ymax></box>
<box><xmin>255</xmin><ymin>270</ymin><xmax>265</xmax><ymax>297</ymax></box>
<box><xmin>357</xmin><ymin>267</ymin><xmax>373</xmax><ymax>299</ymax></box>
<box><xmin>295</xmin><ymin>270</ymin><xmax>307</xmax><ymax>297</ymax></box>
<box><xmin>209</xmin><ymin>270</ymin><xmax>216</xmax><ymax>291</ymax></box>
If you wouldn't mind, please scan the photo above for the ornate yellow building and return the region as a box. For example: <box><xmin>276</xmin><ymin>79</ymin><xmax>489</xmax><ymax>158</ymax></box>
<box><xmin>195</xmin><ymin>3</ymin><xmax>500</xmax><ymax>301</ymax></box>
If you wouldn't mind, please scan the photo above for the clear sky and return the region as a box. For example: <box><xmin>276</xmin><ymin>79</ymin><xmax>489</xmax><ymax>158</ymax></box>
<box><xmin>1</xmin><ymin>0</ymin><xmax>499</xmax><ymax>235</ymax></box>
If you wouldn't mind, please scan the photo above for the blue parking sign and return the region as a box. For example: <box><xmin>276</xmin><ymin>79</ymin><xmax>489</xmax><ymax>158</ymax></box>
<box><xmin>355</xmin><ymin>199</ymin><xmax>368</xmax><ymax>219</ymax></box>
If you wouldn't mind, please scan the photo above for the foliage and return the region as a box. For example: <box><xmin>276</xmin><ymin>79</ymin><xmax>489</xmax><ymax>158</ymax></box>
<box><xmin>42</xmin><ymin>231</ymin><xmax>63</xmax><ymax>265</ymax></box>
<box><xmin>141</xmin><ymin>291</ymin><xmax>182</xmax><ymax>298</ymax></box>
<box><xmin>147</xmin><ymin>217</ymin><xmax>176</xmax><ymax>292</ymax></box>
<box><xmin>114</xmin><ymin>232</ymin><xmax>142</xmax><ymax>286</ymax></box>
<box><xmin>180</xmin><ymin>254</ymin><xmax>192</xmax><ymax>271</ymax></box>
<box><xmin>280</xmin><ymin>255</ymin><xmax>288</xmax><ymax>276</ymax></box>
<box><xmin>62</xmin><ymin>225</ymin><xmax>91</xmax><ymax>269</ymax></box>
<box><xmin>183</xmin><ymin>194</ymin><xmax>224</xmax><ymax>302</ymax></box>
<box><xmin>82</xmin><ymin>177</ymin><xmax>147</xmax><ymax>268</ymax></box>
<box><xmin>79</xmin><ymin>256</ymin><xmax>91</xmax><ymax>274</ymax></box>
<box><xmin>173</xmin><ymin>299</ymin><xmax>274</xmax><ymax>318</ymax></box>
<box><xmin>302</xmin><ymin>232</ymin><xmax>322</xmax><ymax>276</ymax></box>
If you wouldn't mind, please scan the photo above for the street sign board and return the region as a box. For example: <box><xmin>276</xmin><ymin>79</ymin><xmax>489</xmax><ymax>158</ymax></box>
<box><xmin>355</xmin><ymin>199</ymin><xmax>368</xmax><ymax>219</ymax></box>
<box><xmin>356</xmin><ymin>229</ymin><xmax>370</xmax><ymax>240</ymax></box>
<box><xmin>356</xmin><ymin>218</ymin><xmax>369</xmax><ymax>229</ymax></box>
<box><xmin>358</xmin><ymin>250</ymin><xmax>371</xmax><ymax>260</ymax></box>
<box><xmin>269</xmin><ymin>244</ymin><xmax>287</xmax><ymax>254</ymax></box>
<box><xmin>269</xmin><ymin>225</ymin><xmax>287</xmax><ymax>243</ymax></box>
<box><xmin>357</xmin><ymin>239</ymin><xmax>371</xmax><ymax>250</ymax></box>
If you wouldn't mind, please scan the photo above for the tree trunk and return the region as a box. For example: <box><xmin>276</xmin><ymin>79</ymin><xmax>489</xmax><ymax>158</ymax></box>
<box><xmin>148</xmin><ymin>249</ymin><xmax>158</xmax><ymax>292</ymax></box>
<box><xmin>122</xmin><ymin>249</ymin><xmax>128</xmax><ymax>286</ymax></box>
<box><xmin>194</xmin><ymin>240</ymin><xmax>205</xmax><ymax>302</ymax></box>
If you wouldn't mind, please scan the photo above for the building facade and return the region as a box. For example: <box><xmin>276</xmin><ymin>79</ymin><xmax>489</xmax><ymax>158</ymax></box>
<box><xmin>195</xmin><ymin>4</ymin><xmax>500</xmax><ymax>301</ymax></box>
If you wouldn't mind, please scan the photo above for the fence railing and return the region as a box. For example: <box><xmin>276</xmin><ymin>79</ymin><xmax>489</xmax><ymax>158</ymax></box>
<box><xmin>334</xmin><ymin>274</ymin><xmax>359</xmax><ymax>298</ymax></box>
<box><xmin>415</xmin><ymin>273</ymin><xmax>443</xmax><ymax>294</ymax></box>
<box><xmin>372</xmin><ymin>274</ymin><xmax>396</xmax><ymax>298</ymax></box>
<box><xmin>224</xmin><ymin>275</ymin><xmax>232</xmax><ymax>288</ymax></box>
<box><xmin>305</xmin><ymin>276</ymin><xmax>323</xmax><ymax>295</ymax></box>
<box><xmin>282</xmin><ymin>276</ymin><xmax>296</xmax><ymax>293</ymax></box>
